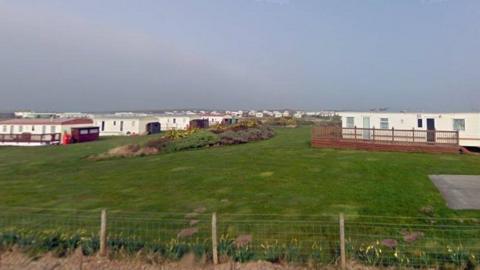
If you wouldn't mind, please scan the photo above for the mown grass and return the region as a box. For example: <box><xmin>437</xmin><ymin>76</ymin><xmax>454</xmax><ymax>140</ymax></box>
<box><xmin>1</xmin><ymin>126</ymin><xmax>480</xmax><ymax>219</ymax></box>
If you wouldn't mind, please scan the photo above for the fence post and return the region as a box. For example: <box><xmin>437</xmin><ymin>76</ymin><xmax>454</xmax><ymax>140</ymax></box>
<box><xmin>99</xmin><ymin>209</ymin><xmax>108</xmax><ymax>257</ymax></box>
<box><xmin>212</xmin><ymin>212</ymin><xmax>218</xmax><ymax>265</ymax></box>
<box><xmin>391</xmin><ymin>127</ymin><xmax>395</xmax><ymax>143</ymax></box>
<box><xmin>412</xmin><ymin>128</ymin><xmax>415</xmax><ymax>143</ymax></box>
<box><xmin>354</xmin><ymin>126</ymin><xmax>357</xmax><ymax>141</ymax></box>
<box><xmin>456</xmin><ymin>130</ymin><xmax>460</xmax><ymax>145</ymax></box>
<box><xmin>339</xmin><ymin>213</ymin><xmax>346</xmax><ymax>270</ymax></box>
<box><xmin>372</xmin><ymin>127</ymin><xmax>376</xmax><ymax>142</ymax></box>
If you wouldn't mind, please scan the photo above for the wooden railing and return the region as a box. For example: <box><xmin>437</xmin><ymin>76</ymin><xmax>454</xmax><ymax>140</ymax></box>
<box><xmin>0</xmin><ymin>133</ymin><xmax>61</xmax><ymax>144</ymax></box>
<box><xmin>312</xmin><ymin>126</ymin><xmax>459</xmax><ymax>146</ymax></box>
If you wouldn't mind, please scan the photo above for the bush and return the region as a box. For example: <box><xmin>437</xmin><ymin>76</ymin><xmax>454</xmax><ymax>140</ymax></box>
<box><xmin>210</xmin><ymin>119</ymin><xmax>261</xmax><ymax>134</ymax></box>
<box><xmin>264</xmin><ymin>117</ymin><xmax>298</xmax><ymax>127</ymax></box>
<box><xmin>219</xmin><ymin>126</ymin><xmax>275</xmax><ymax>145</ymax></box>
<box><xmin>166</xmin><ymin>131</ymin><xmax>220</xmax><ymax>152</ymax></box>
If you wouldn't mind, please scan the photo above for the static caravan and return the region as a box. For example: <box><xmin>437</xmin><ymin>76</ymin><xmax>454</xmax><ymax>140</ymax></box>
<box><xmin>337</xmin><ymin>112</ymin><xmax>480</xmax><ymax>147</ymax></box>
<box><xmin>0</xmin><ymin>118</ymin><xmax>96</xmax><ymax>146</ymax></box>
<box><xmin>198</xmin><ymin>115</ymin><xmax>232</xmax><ymax>126</ymax></box>
<box><xmin>92</xmin><ymin>115</ymin><xmax>161</xmax><ymax>136</ymax></box>
<box><xmin>156</xmin><ymin>115</ymin><xmax>192</xmax><ymax>131</ymax></box>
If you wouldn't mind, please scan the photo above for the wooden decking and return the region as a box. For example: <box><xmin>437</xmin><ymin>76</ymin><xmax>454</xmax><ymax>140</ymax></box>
<box><xmin>311</xmin><ymin>126</ymin><xmax>464</xmax><ymax>154</ymax></box>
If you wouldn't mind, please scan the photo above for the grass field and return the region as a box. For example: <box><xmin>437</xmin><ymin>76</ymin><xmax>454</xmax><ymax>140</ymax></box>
<box><xmin>1</xmin><ymin>125</ymin><xmax>480</xmax><ymax>218</ymax></box>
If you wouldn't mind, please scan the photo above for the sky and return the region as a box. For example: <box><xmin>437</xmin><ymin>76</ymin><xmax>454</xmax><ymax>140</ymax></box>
<box><xmin>0</xmin><ymin>0</ymin><xmax>479</xmax><ymax>112</ymax></box>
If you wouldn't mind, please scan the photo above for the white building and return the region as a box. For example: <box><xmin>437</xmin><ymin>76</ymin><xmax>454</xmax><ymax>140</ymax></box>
<box><xmin>91</xmin><ymin>115</ymin><xmax>160</xmax><ymax>136</ymax></box>
<box><xmin>0</xmin><ymin>118</ymin><xmax>94</xmax><ymax>146</ymax></box>
<box><xmin>14</xmin><ymin>111</ymin><xmax>57</xmax><ymax>119</ymax></box>
<box><xmin>273</xmin><ymin>111</ymin><xmax>283</xmax><ymax>118</ymax></box>
<box><xmin>338</xmin><ymin>111</ymin><xmax>480</xmax><ymax>147</ymax></box>
<box><xmin>263</xmin><ymin>110</ymin><xmax>273</xmax><ymax>117</ymax></box>
<box><xmin>198</xmin><ymin>115</ymin><xmax>232</xmax><ymax>126</ymax></box>
<box><xmin>157</xmin><ymin>114</ymin><xmax>193</xmax><ymax>131</ymax></box>
<box><xmin>294</xmin><ymin>111</ymin><xmax>304</xmax><ymax>119</ymax></box>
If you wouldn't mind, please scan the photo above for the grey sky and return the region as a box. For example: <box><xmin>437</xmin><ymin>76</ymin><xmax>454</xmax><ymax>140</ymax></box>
<box><xmin>0</xmin><ymin>0</ymin><xmax>479</xmax><ymax>112</ymax></box>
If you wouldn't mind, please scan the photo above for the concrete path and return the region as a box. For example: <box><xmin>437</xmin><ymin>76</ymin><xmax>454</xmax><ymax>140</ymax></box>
<box><xmin>429</xmin><ymin>175</ymin><xmax>480</xmax><ymax>210</ymax></box>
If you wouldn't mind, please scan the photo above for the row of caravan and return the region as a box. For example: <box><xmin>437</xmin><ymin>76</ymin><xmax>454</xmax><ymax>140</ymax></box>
<box><xmin>91</xmin><ymin>114</ymin><xmax>233</xmax><ymax>136</ymax></box>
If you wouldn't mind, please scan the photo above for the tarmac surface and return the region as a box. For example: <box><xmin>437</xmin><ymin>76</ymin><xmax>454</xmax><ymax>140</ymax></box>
<box><xmin>430</xmin><ymin>175</ymin><xmax>480</xmax><ymax>210</ymax></box>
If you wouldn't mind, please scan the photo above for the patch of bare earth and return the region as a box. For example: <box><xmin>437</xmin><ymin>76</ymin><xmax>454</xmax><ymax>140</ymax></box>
<box><xmin>0</xmin><ymin>249</ymin><xmax>410</xmax><ymax>270</ymax></box>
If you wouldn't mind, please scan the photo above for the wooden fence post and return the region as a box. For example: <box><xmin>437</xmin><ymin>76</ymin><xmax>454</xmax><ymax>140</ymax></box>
<box><xmin>372</xmin><ymin>127</ymin><xmax>376</xmax><ymax>142</ymax></box>
<box><xmin>354</xmin><ymin>126</ymin><xmax>357</xmax><ymax>141</ymax></box>
<box><xmin>339</xmin><ymin>213</ymin><xmax>346</xmax><ymax>270</ymax></box>
<box><xmin>412</xmin><ymin>128</ymin><xmax>415</xmax><ymax>143</ymax></box>
<box><xmin>391</xmin><ymin>127</ymin><xmax>395</xmax><ymax>143</ymax></box>
<box><xmin>212</xmin><ymin>212</ymin><xmax>218</xmax><ymax>265</ymax></box>
<box><xmin>99</xmin><ymin>209</ymin><xmax>107</xmax><ymax>257</ymax></box>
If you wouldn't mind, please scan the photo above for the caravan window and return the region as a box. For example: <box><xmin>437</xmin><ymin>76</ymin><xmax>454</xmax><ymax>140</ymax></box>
<box><xmin>380</xmin><ymin>118</ymin><xmax>389</xmax><ymax>129</ymax></box>
<box><xmin>346</xmin><ymin>117</ymin><xmax>355</xmax><ymax>128</ymax></box>
<box><xmin>418</xmin><ymin>119</ymin><xmax>423</xmax><ymax>128</ymax></box>
<box><xmin>453</xmin><ymin>119</ymin><xmax>465</xmax><ymax>131</ymax></box>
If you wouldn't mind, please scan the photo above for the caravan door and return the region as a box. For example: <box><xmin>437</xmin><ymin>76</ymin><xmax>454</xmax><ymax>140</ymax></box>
<box><xmin>363</xmin><ymin>117</ymin><xmax>371</xmax><ymax>140</ymax></box>
<box><xmin>427</xmin><ymin>118</ymin><xmax>436</xmax><ymax>143</ymax></box>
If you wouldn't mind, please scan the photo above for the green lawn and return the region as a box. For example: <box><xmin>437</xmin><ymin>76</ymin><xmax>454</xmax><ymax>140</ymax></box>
<box><xmin>1</xmin><ymin>126</ymin><xmax>480</xmax><ymax>218</ymax></box>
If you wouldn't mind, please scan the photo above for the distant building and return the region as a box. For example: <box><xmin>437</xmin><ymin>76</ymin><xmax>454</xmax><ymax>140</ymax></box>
<box><xmin>255</xmin><ymin>112</ymin><xmax>264</xmax><ymax>118</ymax></box>
<box><xmin>293</xmin><ymin>111</ymin><xmax>304</xmax><ymax>119</ymax></box>
<box><xmin>273</xmin><ymin>111</ymin><xmax>283</xmax><ymax>118</ymax></box>
<box><xmin>14</xmin><ymin>111</ymin><xmax>57</xmax><ymax>119</ymax></box>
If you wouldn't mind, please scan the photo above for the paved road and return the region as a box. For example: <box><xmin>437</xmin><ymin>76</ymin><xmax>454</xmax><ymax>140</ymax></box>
<box><xmin>430</xmin><ymin>175</ymin><xmax>480</xmax><ymax>210</ymax></box>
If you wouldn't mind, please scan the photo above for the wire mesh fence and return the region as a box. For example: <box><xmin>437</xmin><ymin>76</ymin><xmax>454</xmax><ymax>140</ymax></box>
<box><xmin>0</xmin><ymin>208</ymin><xmax>479</xmax><ymax>268</ymax></box>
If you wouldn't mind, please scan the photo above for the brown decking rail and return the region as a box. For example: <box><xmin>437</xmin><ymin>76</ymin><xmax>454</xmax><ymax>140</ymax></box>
<box><xmin>312</xmin><ymin>126</ymin><xmax>459</xmax><ymax>146</ymax></box>
<box><xmin>0</xmin><ymin>133</ymin><xmax>61</xmax><ymax>144</ymax></box>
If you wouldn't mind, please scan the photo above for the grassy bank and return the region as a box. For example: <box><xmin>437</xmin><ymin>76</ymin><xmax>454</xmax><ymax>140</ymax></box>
<box><xmin>1</xmin><ymin>126</ymin><xmax>480</xmax><ymax>217</ymax></box>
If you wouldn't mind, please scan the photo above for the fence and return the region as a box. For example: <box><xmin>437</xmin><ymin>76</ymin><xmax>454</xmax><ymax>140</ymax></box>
<box><xmin>0</xmin><ymin>208</ymin><xmax>480</xmax><ymax>268</ymax></box>
<box><xmin>312</xmin><ymin>126</ymin><xmax>459</xmax><ymax>146</ymax></box>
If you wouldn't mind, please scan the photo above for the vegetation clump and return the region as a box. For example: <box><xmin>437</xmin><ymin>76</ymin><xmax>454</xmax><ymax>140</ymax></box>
<box><xmin>91</xmin><ymin>121</ymin><xmax>274</xmax><ymax>160</ymax></box>
<box><xmin>263</xmin><ymin>117</ymin><xmax>298</xmax><ymax>128</ymax></box>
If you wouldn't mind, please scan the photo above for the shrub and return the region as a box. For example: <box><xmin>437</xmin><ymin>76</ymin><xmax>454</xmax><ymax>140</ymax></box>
<box><xmin>166</xmin><ymin>131</ymin><xmax>219</xmax><ymax>152</ymax></box>
<box><xmin>164</xmin><ymin>129</ymin><xmax>199</xmax><ymax>140</ymax></box>
<box><xmin>219</xmin><ymin>126</ymin><xmax>275</xmax><ymax>145</ymax></box>
<box><xmin>264</xmin><ymin>117</ymin><xmax>298</xmax><ymax>127</ymax></box>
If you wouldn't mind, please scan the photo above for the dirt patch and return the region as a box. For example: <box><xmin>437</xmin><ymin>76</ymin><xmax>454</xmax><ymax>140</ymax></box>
<box><xmin>235</xmin><ymin>234</ymin><xmax>252</xmax><ymax>248</ymax></box>
<box><xmin>91</xmin><ymin>144</ymin><xmax>159</xmax><ymax>160</ymax></box>
<box><xmin>177</xmin><ymin>227</ymin><xmax>199</xmax><ymax>238</ymax></box>
<box><xmin>259</xmin><ymin>171</ymin><xmax>274</xmax><ymax>177</ymax></box>
<box><xmin>0</xmin><ymin>249</ymin><xmax>406</xmax><ymax>270</ymax></box>
<box><xmin>194</xmin><ymin>207</ymin><xmax>207</xmax><ymax>213</ymax></box>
